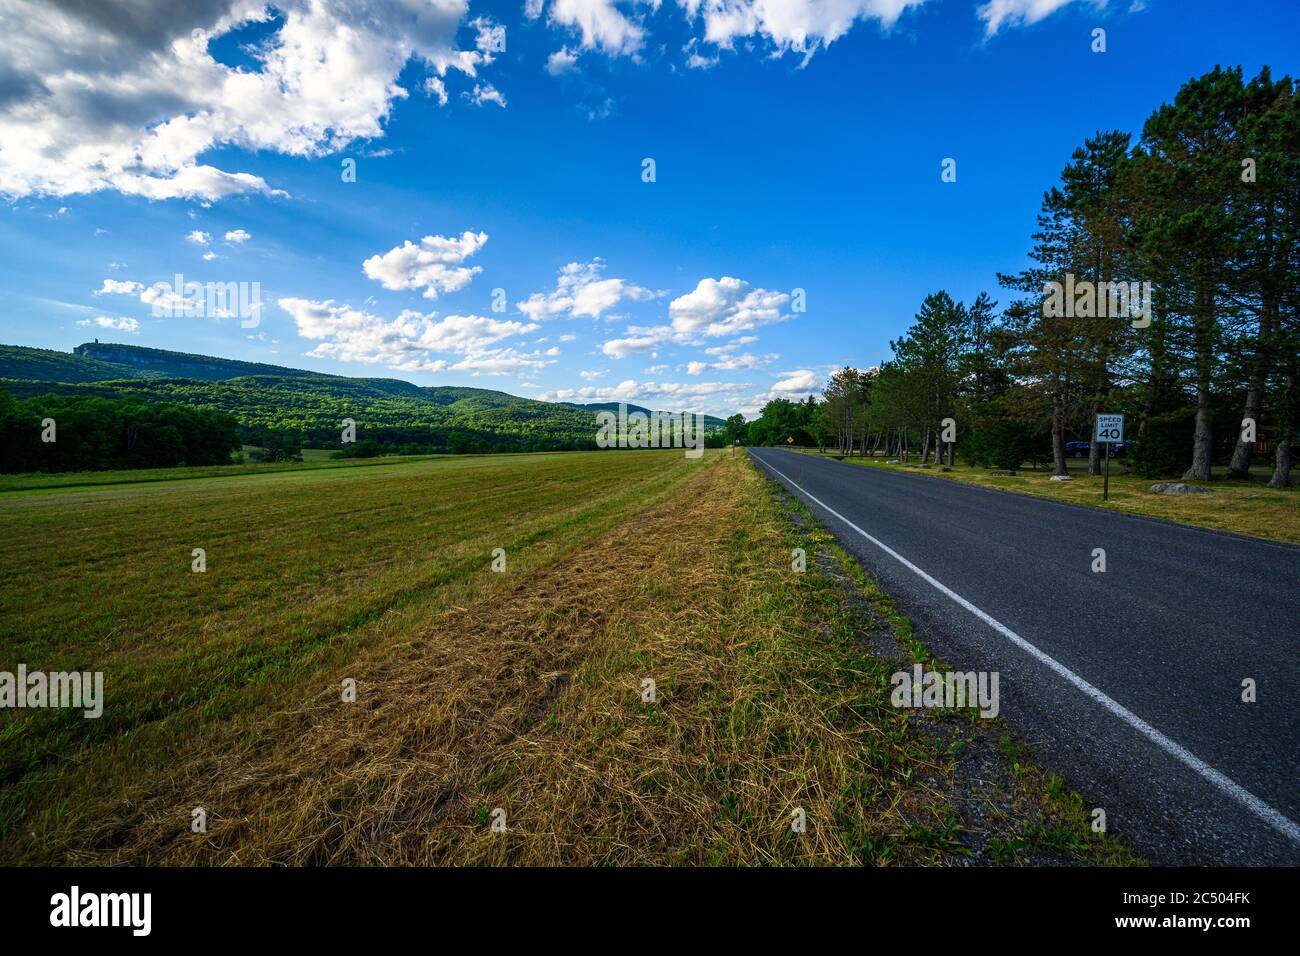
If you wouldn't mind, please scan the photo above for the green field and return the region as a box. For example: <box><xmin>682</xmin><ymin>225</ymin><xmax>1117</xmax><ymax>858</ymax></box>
<box><xmin>0</xmin><ymin>450</ymin><xmax>1131</xmax><ymax>865</ymax></box>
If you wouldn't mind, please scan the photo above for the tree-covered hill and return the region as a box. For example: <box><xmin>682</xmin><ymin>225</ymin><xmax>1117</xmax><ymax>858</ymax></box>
<box><xmin>0</xmin><ymin>343</ymin><xmax>726</xmax><ymax>457</ymax></box>
<box><xmin>0</xmin><ymin>344</ymin><xmax>164</xmax><ymax>383</ymax></box>
<box><xmin>71</xmin><ymin>342</ymin><xmax>333</xmax><ymax>381</ymax></box>
<box><xmin>563</xmin><ymin>401</ymin><xmax>728</xmax><ymax>431</ymax></box>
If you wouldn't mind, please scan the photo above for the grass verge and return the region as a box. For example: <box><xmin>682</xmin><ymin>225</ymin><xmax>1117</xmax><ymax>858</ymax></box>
<box><xmin>798</xmin><ymin>450</ymin><xmax>1299</xmax><ymax>545</ymax></box>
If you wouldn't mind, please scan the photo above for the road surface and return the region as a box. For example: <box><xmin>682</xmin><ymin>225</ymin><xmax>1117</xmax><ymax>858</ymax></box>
<box><xmin>749</xmin><ymin>447</ymin><xmax>1300</xmax><ymax>865</ymax></box>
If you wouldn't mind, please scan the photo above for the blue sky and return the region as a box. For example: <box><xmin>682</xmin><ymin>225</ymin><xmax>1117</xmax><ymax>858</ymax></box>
<box><xmin>1</xmin><ymin>0</ymin><xmax>1295</xmax><ymax>416</ymax></box>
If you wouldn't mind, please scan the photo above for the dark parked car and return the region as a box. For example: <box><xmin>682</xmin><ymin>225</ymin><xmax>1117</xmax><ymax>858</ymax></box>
<box><xmin>1065</xmin><ymin>439</ymin><xmax>1134</xmax><ymax>458</ymax></box>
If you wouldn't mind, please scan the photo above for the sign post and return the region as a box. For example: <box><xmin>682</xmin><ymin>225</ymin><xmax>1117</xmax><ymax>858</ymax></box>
<box><xmin>1094</xmin><ymin>414</ymin><xmax>1124</xmax><ymax>501</ymax></box>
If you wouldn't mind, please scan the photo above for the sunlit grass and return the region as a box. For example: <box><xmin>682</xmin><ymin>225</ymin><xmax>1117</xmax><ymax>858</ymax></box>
<box><xmin>0</xmin><ymin>448</ymin><xmax>1134</xmax><ymax>865</ymax></box>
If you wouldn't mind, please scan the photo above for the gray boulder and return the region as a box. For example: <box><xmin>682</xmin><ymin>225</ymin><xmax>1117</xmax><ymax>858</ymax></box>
<box><xmin>1150</xmin><ymin>482</ymin><xmax>1214</xmax><ymax>494</ymax></box>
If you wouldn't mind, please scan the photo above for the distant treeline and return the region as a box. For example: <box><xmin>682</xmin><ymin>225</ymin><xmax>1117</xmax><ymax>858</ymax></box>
<box><xmin>739</xmin><ymin>66</ymin><xmax>1299</xmax><ymax>486</ymax></box>
<box><xmin>0</xmin><ymin>392</ymin><xmax>241</xmax><ymax>473</ymax></box>
<box><xmin>1</xmin><ymin>372</ymin><xmax>727</xmax><ymax>469</ymax></box>
<box><xmin>0</xmin><ymin>384</ymin><xmax>729</xmax><ymax>473</ymax></box>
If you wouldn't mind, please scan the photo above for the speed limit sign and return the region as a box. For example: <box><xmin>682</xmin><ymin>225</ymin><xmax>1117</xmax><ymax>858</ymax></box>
<box><xmin>1095</xmin><ymin>414</ymin><xmax>1124</xmax><ymax>444</ymax></box>
<box><xmin>1095</xmin><ymin>413</ymin><xmax>1125</xmax><ymax>502</ymax></box>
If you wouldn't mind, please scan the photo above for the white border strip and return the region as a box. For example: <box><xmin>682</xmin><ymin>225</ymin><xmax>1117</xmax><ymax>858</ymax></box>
<box><xmin>753</xmin><ymin>451</ymin><xmax>1300</xmax><ymax>848</ymax></box>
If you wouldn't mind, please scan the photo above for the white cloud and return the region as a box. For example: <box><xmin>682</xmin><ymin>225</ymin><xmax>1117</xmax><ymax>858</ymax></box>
<box><xmin>0</xmin><ymin>0</ymin><xmax>491</xmax><ymax>201</ymax></box>
<box><xmin>769</xmin><ymin>369</ymin><xmax>820</xmax><ymax>398</ymax></box>
<box><xmin>546</xmin><ymin>0</ymin><xmax>646</xmax><ymax>55</ymax></box>
<box><xmin>547</xmin><ymin>47</ymin><xmax>580</xmax><ymax>74</ymax></box>
<box><xmin>683</xmin><ymin>37</ymin><xmax>719</xmax><ymax>69</ymax></box>
<box><xmin>579</xmin><ymin>368</ymin><xmax>607</xmax><ymax>380</ymax></box>
<box><xmin>417</xmin><ymin>313</ymin><xmax>541</xmax><ymax>352</ymax></box>
<box><xmin>224</xmin><ymin>229</ymin><xmax>251</xmax><ymax>243</ymax></box>
<box><xmin>539</xmin><ymin>377</ymin><xmax>751</xmax><ymax>416</ymax></box>
<box><xmin>279</xmin><ymin>297</ymin><xmax>538</xmax><ymax>371</ymax></box>
<box><xmin>202</xmin><ymin>250</ymin><xmax>219</xmax><ymax>261</ymax></box>
<box><xmin>705</xmin><ymin>336</ymin><xmax>758</xmax><ymax>353</ymax></box>
<box><xmin>77</xmin><ymin>315</ymin><xmax>140</xmax><ymax>333</ymax></box>
<box><xmin>95</xmin><ymin>279</ymin><xmax>144</xmax><ymax>296</ymax></box>
<box><xmin>669</xmin><ymin>277</ymin><xmax>789</xmax><ymax>337</ymax></box>
<box><xmin>186</xmin><ymin>230</ymin><xmax>211</xmax><ymax>244</ymax></box>
<box><xmin>449</xmin><ymin>347</ymin><xmax>556</xmax><ymax>375</ymax></box>
<box><xmin>138</xmin><ymin>285</ymin><xmax>180</xmax><ymax>312</ymax></box>
<box><xmin>601</xmin><ymin>324</ymin><xmax>674</xmax><ymax>359</ymax></box>
<box><xmin>362</xmin><ymin>230</ymin><xmax>488</xmax><ymax>299</ymax></box>
<box><xmin>469</xmin><ymin>16</ymin><xmax>503</xmax><ymax>55</ymax></box>
<box><xmin>687</xmin><ymin>351</ymin><xmax>775</xmax><ymax>373</ymax></box>
<box><xmin>425</xmin><ymin>76</ymin><xmax>449</xmax><ymax>106</ymax></box>
<box><xmin>518</xmin><ymin>259</ymin><xmax>656</xmax><ymax>321</ymax></box>
<box><xmin>680</xmin><ymin>0</ymin><xmax>925</xmax><ymax>60</ymax></box>
<box><xmin>977</xmin><ymin>0</ymin><xmax>1098</xmax><ymax>35</ymax></box>
<box><xmin>463</xmin><ymin>83</ymin><xmax>507</xmax><ymax>108</ymax></box>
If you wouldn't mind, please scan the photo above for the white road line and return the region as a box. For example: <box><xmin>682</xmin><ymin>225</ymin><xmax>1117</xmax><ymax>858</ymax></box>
<box><xmin>752</xmin><ymin>450</ymin><xmax>1300</xmax><ymax>848</ymax></box>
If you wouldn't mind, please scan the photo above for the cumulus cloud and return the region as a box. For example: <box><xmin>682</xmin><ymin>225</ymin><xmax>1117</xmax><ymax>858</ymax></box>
<box><xmin>278</xmin><ymin>297</ymin><xmax>540</xmax><ymax>373</ymax></box>
<box><xmin>362</xmin><ymin>230</ymin><xmax>488</xmax><ymax>299</ymax></box>
<box><xmin>544</xmin><ymin>0</ymin><xmax>647</xmax><ymax>55</ymax></box>
<box><xmin>448</xmin><ymin>347</ymin><xmax>557</xmax><ymax>375</ymax></box>
<box><xmin>463</xmin><ymin>83</ymin><xmax>507</xmax><ymax>107</ymax></box>
<box><xmin>0</xmin><ymin>0</ymin><xmax>492</xmax><ymax>201</ymax></box>
<box><xmin>518</xmin><ymin>259</ymin><xmax>656</xmax><ymax>321</ymax></box>
<box><xmin>601</xmin><ymin>324</ymin><xmax>674</xmax><ymax>359</ymax></box>
<box><xmin>686</xmin><ymin>351</ymin><xmax>775</xmax><ymax>374</ymax></box>
<box><xmin>768</xmin><ymin>369</ymin><xmax>820</xmax><ymax>398</ymax></box>
<box><xmin>595</xmin><ymin>275</ymin><xmax>790</xmax><ymax>359</ymax></box>
<box><xmin>668</xmin><ymin>277</ymin><xmax>790</xmax><ymax>337</ymax></box>
<box><xmin>139</xmin><ymin>284</ymin><xmax>190</xmax><ymax>314</ymax></box>
<box><xmin>77</xmin><ymin>315</ymin><xmax>140</xmax><ymax>333</ymax></box>
<box><xmin>539</xmin><ymin>377</ymin><xmax>752</xmax><ymax>416</ymax></box>
<box><xmin>977</xmin><ymin>0</ymin><xmax>1100</xmax><ymax>35</ymax></box>
<box><xmin>680</xmin><ymin>0</ymin><xmax>925</xmax><ymax>61</ymax></box>
<box><xmin>96</xmin><ymin>279</ymin><xmax>144</xmax><ymax>296</ymax></box>
<box><xmin>425</xmin><ymin>76</ymin><xmax>450</xmax><ymax>106</ymax></box>
<box><xmin>187</xmin><ymin>230</ymin><xmax>211</xmax><ymax>244</ymax></box>
<box><xmin>547</xmin><ymin>47</ymin><xmax>581</xmax><ymax>74</ymax></box>
<box><xmin>224</xmin><ymin>228</ymin><xmax>251</xmax><ymax>243</ymax></box>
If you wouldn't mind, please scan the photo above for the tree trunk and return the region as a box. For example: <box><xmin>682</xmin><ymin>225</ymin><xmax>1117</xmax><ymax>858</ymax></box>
<box><xmin>1181</xmin><ymin>288</ymin><xmax>1215</xmax><ymax>482</ymax></box>
<box><xmin>1228</xmin><ymin>298</ymin><xmax>1274</xmax><ymax>479</ymax></box>
<box><xmin>1183</xmin><ymin>382</ymin><xmax>1214</xmax><ymax>482</ymax></box>
<box><xmin>1268</xmin><ymin>360</ymin><xmax>1295</xmax><ymax>489</ymax></box>
<box><xmin>1051</xmin><ymin>387</ymin><xmax>1068</xmax><ymax>476</ymax></box>
<box><xmin>1268</xmin><ymin>434</ymin><xmax>1292</xmax><ymax>489</ymax></box>
<box><xmin>1087</xmin><ymin>406</ymin><xmax>1102</xmax><ymax>476</ymax></box>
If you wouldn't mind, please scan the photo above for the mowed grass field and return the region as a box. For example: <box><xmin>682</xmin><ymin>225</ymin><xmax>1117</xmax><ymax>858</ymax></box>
<box><xmin>798</xmin><ymin>451</ymin><xmax>1300</xmax><ymax>544</ymax></box>
<box><xmin>0</xmin><ymin>449</ymin><xmax>1131</xmax><ymax>865</ymax></box>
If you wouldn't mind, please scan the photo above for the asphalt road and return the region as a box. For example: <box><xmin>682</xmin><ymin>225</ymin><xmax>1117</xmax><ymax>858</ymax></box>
<box><xmin>749</xmin><ymin>447</ymin><xmax>1300</xmax><ymax>866</ymax></box>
